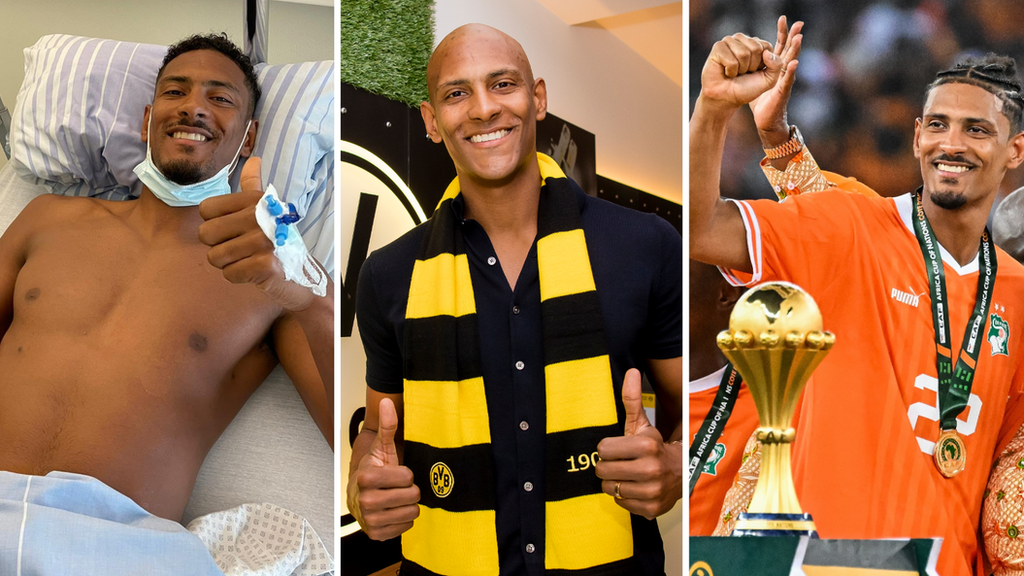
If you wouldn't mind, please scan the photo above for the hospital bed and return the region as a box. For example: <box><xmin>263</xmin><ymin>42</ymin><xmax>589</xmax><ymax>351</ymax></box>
<box><xmin>0</xmin><ymin>0</ymin><xmax>335</xmax><ymax>571</ymax></box>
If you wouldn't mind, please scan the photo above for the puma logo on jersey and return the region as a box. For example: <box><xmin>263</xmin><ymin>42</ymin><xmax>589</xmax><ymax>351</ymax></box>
<box><xmin>891</xmin><ymin>286</ymin><xmax>924</xmax><ymax>308</ymax></box>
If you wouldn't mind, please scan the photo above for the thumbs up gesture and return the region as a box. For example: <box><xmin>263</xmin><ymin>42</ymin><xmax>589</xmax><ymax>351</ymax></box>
<box><xmin>198</xmin><ymin>157</ymin><xmax>314</xmax><ymax>311</ymax></box>
<box><xmin>595</xmin><ymin>369</ymin><xmax>683</xmax><ymax>519</ymax></box>
<box><xmin>347</xmin><ymin>398</ymin><xmax>421</xmax><ymax>541</ymax></box>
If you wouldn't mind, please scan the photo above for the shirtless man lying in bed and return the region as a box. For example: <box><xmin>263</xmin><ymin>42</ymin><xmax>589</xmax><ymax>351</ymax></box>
<box><xmin>0</xmin><ymin>34</ymin><xmax>333</xmax><ymax>572</ymax></box>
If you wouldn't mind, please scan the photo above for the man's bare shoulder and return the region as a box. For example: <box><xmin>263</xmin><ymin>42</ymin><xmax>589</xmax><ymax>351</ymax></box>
<box><xmin>2</xmin><ymin>196</ymin><xmax>136</xmax><ymax>252</ymax></box>
<box><xmin>17</xmin><ymin>194</ymin><xmax>133</xmax><ymax>226</ymax></box>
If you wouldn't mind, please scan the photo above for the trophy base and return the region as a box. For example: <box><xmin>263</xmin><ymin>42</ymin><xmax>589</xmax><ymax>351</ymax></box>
<box><xmin>731</xmin><ymin>512</ymin><xmax>818</xmax><ymax>538</ymax></box>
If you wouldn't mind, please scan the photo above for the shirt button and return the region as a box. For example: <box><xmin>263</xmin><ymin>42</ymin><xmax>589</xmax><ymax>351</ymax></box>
<box><xmin>526</xmin><ymin>543</ymin><xmax>536</xmax><ymax>554</ymax></box>
<box><xmin>515</xmin><ymin>360</ymin><xmax>525</xmax><ymax>371</ymax></box>
<box><xmin>512</xmin><ymin>306</ymin><xmax>520</xmax><ymax>315</ymax></box>
<box><xmin>487</xmin><ymin>256</ymin><xmax>497</xmax><ymax>266</ymax></box>
<box><xmin>519</xmin><ymin>420</ymin><xmax>529</xmax><ymax>431</ymax></box>
<box><xmin>524</xmin><ymin>481</ymin><xmax>534</xmax><ymax>492</ymax></box>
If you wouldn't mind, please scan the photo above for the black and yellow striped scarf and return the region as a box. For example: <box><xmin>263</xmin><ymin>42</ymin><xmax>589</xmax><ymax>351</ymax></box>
<box><xmin>401</xmin><ymin>154</ymin><xmax>634</xmax><ymax>575</ymax></box>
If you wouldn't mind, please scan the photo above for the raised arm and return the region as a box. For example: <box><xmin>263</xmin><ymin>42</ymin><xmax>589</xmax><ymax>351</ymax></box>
<box><xmin>198</xmin><ymin>157</ymin><xmax>335</xmax><ymax>445</ymax></box>
<box><xmin>747</xmin><ymin>18</ymin><xmax>843</xmax><ymax>201</ymax></box>
<box><xmin>748</xmin><ymin>17</ymin><xmax>805</xmax><ymax>171</ymax></box>
<box><xmin>689</xmin><ymin>25</ymin><xmax>802</xmax><ymax>270</ymax></box>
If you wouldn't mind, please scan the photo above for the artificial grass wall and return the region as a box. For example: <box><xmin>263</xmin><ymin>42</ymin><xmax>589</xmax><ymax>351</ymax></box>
<box><xmin>340</xmin><ymin>0</ymin><xmax>434</xmax><ymax>108</ymax></box>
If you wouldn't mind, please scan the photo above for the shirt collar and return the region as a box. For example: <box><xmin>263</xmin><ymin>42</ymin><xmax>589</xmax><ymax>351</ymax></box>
<box><xmin>689</xmin><ymin>365</ymin><xmax>729</xmax><ymax>394</ymax></box>
<box><xmin>893</xmin><ymin>192</ymin><xmax>979</xmax><ymax>276</ymax></box>
<box><xmin>445</xmin><ymin>174</ymin><xmax>589</xmax><ymax>223</ymax></box>
<box><xmin>450</xmin><ymin>192</ymin><xmax>467</xmax><ymax>222</ymax></box>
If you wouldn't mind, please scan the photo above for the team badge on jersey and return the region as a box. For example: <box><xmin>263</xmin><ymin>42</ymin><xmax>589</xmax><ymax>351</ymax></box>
<box><xmin>989</xmin><ymin>312</ymin><xmax>1010</xmax><ymax>357</ymax></box>
<box><xmin>702</xmin><ymin>443</ymin><xmax>726</xmax><ymax>476</ymax></box>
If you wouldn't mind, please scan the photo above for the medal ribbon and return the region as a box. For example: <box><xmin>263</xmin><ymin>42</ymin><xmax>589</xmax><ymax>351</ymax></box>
<box><xmin>911</xmin><ymin>190</ymin><xmax>996</xmax><ymax>431</ymax></box>
<box><xmin>688</xmin><ymin>364</ymin><xmax>741</xmax><ymax>497</ymax></box>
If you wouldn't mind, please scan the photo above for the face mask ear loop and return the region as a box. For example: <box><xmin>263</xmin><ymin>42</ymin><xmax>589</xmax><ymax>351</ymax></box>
<box><xmin>227</xmin><ymin>120</ymin><xmax>253</xmax><ymax>175</ymax></box>
<box><xmin>145</xmin><ymin>109</ymin><xmax>155</xmax><ymax>163</ymax></box>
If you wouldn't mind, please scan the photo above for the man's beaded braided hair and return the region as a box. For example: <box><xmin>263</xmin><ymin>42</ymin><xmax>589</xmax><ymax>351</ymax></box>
<box><xmin>926</xmin><ymin>54</ymin><xmax>1024</xmax><ymax>135</ymax></box>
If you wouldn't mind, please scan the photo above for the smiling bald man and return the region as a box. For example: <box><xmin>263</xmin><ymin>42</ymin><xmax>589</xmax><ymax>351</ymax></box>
<box><xmin>348</xmin><ymin>24</ymin><xmax>682</xmax><ymax>576</ymax></box>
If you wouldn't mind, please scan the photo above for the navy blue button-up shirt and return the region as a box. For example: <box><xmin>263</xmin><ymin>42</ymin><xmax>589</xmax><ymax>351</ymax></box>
<box><xmin>357</xmin><ymin>184</ymin><xmax>681</xmax><ymax>575</ymax></box>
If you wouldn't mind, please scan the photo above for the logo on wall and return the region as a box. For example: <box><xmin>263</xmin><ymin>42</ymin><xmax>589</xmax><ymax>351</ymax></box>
<box><xmin>689</xmin><ymin>561</ymin><xmax>714</xmax><ymax>576</ymax></box>
<box><xmin>341</xmin><ymin>140</ymin><xmax>427</xmax><ymax>338</ymax></box>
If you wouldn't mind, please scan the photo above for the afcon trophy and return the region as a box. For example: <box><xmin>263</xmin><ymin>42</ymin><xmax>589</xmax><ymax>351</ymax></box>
<box><xmin>716</xmin><ymin>281</ymin><xmax>834</xmax><ymax>537</ymax></box>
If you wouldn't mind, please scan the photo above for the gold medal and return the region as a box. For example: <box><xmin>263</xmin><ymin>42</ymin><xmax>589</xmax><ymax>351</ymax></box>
<box><xmin>933</xmin><ymin>429</ymin><xmax>966</xmax><ymax>478</ymax></box>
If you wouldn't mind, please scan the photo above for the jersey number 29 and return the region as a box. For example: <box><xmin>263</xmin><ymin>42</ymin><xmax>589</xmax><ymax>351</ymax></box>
<box><xmin>907</xmin><ymin>373</ymin><xmax>982</xmax><ymax>455</ymax></box>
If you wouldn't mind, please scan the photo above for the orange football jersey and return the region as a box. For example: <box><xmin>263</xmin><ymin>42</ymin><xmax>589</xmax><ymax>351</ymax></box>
<box><xmin>721</xmin><ymin>190</ymin><xmax>1024</xmax><ymax>576</ymax></box>
<box><xmin>688</xmin><ymin>368</ymin><xmax>759</xmax><ymax>536</ymax></box>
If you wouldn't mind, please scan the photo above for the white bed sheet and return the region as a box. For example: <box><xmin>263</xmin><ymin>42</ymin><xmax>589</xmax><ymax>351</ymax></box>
<box><xmin>0</xmin><ymin>162</ymin><xmax>334</xmax><ymax>541</ymax></box>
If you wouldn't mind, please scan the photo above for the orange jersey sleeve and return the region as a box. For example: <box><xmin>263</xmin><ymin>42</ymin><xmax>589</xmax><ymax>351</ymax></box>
<box><xmin>820</xmin><ymin>171</ymin><xmax>880</xmax><ymax>198</ymax></box>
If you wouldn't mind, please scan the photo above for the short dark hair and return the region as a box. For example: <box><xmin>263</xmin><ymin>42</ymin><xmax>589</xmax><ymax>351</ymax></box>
<box><xmin>157</xmin><ymin>33</ymin><xmax>261</xmax><ymax>117</ymax></box>
<box><xmin>926</xmin><ymin>54</ymin><xmax>1024</xmax><ymax>135</ymax></box>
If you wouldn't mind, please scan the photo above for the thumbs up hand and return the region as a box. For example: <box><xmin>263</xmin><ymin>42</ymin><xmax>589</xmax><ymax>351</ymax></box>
<box><xmin>198</xmin><ymin>157</ymin><xmax>314</xmax><ymax>311</ymax></box>
<box><xmin>348</xmin><ymin>398</ymin><xmax>421</xmax><ymax>541</ymax></box>
<box><xmin>595</xmin><ymin>369</ymin><xmax>683</xmax><ymax>519</ymax></box>
<box><xmin>368</xmin><ymin>397</ymin><xmax>401</xmax><ymax>466</ymax></box>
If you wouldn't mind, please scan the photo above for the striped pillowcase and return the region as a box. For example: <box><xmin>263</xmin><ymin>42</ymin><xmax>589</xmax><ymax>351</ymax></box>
<box><xmin>9</xmin><ymin>34</ymin><xmax>334</xmax><ymax>273</ymax></box>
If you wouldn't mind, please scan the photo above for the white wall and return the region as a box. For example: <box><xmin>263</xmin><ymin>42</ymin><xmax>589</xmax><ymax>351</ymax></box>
<box><xmin>434</xmin><ymin>0</ymin><xmax>682</xmax><ymax>203</ymax></box>
<box><xmin>0</xmin><ymin>0</ymin><xmax>333</xmax><ymax>172</ymax></box>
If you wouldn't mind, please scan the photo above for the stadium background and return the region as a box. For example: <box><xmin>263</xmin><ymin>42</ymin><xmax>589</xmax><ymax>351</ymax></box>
<box><xmin>689</xmin><ymin>0</ymin><xmax>1024</xmax><ymax>202</ymax></box>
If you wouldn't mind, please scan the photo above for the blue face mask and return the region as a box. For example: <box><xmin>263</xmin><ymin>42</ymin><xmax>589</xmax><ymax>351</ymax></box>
<box><xmin>133</xmin><ymin>114</ymin><xmax>252</xmax><ymax>207</ymax></box>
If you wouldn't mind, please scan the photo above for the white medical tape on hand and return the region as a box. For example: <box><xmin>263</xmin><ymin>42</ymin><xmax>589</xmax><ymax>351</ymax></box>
<box><xmin>254</xmin><ymin>183</ymin><xmax>328</xmax><ymax>297</ymax></box>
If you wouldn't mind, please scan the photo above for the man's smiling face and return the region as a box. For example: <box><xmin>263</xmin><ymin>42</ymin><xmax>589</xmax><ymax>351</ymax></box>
<box><xmin>914</xmin><ymin>82</ymin><xmax>1024</xmax><ymax>209</ymax></box>
<box><xmin>420</xmin><ymin>24</ymin><xmax>547</xmax><ymax>188</ymax></box>
<box><xmin>142</xmin><ymin>49</ymin><xmax>253</xmax><ymax>185</ymax></box>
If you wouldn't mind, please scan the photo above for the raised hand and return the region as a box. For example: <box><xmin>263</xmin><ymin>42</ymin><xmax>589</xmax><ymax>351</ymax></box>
<box><xmin>700</xmin><ymin>23</ymin><xmax>796</xmax><ymax>110</ymax></box>
<box><xmin>748</xmin><ymin>17</ymin><xmax>804</xmax><ymax>147</ymax></box>
<box><xmin>595</xmin><ymin>369</ymin><xmax>682</xmax><ymax>520</ymax></box>
<box><xmin>347</xmin><ymin>398</ymin><xmax>421</xmax><ymax>541</ymax></box>
<box><xmin>198</xmin><ymin>157</ymin><xmax>316</xmax><ymax>311</ymax></box>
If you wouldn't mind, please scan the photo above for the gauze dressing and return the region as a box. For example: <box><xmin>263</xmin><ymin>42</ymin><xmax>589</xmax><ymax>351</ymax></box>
<box><xmin>254</xmin><ymin>184</ymin><xmax>328</xmax><ymax>297</ymax></box>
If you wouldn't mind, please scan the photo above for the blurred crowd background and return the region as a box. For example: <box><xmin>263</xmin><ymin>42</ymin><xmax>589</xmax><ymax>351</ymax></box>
<box><xmin>690</xmin><ymin>0</ymin><xmax>1024</xmax><ymax>202</ymax></box>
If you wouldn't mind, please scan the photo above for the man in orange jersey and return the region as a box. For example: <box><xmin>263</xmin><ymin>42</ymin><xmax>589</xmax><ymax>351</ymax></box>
<box><xmin>690</xmin><ymin>23</ymin><xmax>1024</xmax><ymax>576</ymax></box>
<box><xmin>689</xmin><ymin>19</ymin><xmax>879</xmax><ymax>538</ymax></box>
<box><xmin>687</xmin><ymin>258</ymin><xmax>758</xmax><ymax>535</ymax></box>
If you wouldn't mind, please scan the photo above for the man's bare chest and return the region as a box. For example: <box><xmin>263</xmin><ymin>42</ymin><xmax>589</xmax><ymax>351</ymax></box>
<box><xmin>9</xmin><ymin>224</ymin><xmax>280</xmax><ymax>360</ymax></box>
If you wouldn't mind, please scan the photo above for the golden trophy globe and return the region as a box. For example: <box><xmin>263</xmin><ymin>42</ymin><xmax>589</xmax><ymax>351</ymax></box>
<box><xmin>716</xmin><ymin>281</ymin><xmax>835</xmax><ymax>537</ymax></box>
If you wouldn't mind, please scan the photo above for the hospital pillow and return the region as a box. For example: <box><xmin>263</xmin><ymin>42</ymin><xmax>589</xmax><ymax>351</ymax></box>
<box><xmin>9</xmin><ymin>34</ymin><xmax>334</xmax><ymax>273</ymax></box>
